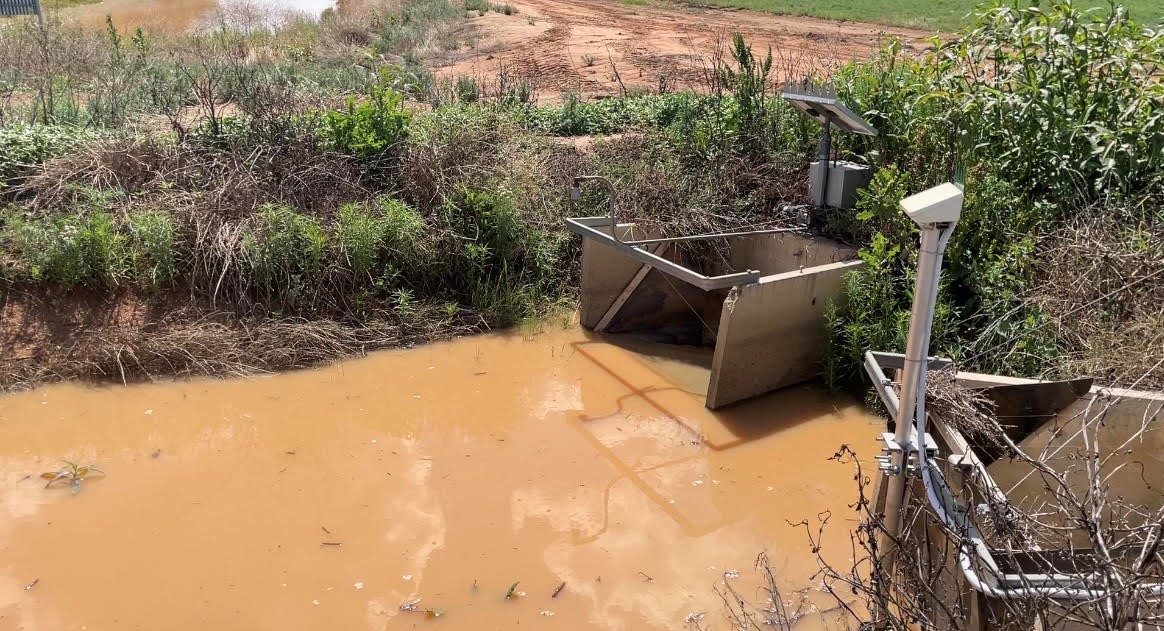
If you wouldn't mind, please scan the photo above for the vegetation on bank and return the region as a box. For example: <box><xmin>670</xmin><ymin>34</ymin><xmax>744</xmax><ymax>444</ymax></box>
<box><xmin>0</xmin><ymin>0</ymin><xmax>1161</xmax><ymax>393</ymax></box>
<box><xmin>673</xmin><ymin>0</ymin><xmax>1164</xmax><ymax>31</ymax></box>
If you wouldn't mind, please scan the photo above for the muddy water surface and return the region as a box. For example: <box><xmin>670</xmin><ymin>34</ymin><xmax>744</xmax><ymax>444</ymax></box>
<box><xmin>63</xmin><ymin>0</ymin><xmax>335</xmax><ymax>31</ymax></box>
<box><xmin>0</xmin><ymin>327</ymin><xmax>877</xmax><ymax>631</ymax></box>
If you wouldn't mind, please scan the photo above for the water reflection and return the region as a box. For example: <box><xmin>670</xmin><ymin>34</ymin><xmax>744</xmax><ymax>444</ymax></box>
<box><xmin>62</xmin><ymin>0</ymin><xmax>337</xmax><ymax>32</ymax></box>
<box><xmin>0</xmin><ymin>326</ymin><xmax>876</xmax><ymax>630</ymax></box>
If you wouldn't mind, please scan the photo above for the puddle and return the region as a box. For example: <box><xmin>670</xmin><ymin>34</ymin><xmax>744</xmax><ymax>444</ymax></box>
<box><xmin>59</xmin><ymin>0</ymin><xmax>336</xmax><ymax>32</ymax></box>
<box><xmin>0</xmin><ymin>326</ymin><xmax>878</xmax><ymax>630</ymax></box>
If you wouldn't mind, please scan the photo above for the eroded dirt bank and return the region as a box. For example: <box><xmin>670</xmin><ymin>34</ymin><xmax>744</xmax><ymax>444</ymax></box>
<box><xmin>0</xmin><ymin>326</ymin><xmax>877</xmax><ymax>630</ymax></box>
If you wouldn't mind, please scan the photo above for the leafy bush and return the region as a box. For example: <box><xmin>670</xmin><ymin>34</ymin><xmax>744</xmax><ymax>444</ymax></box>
<box><xmin>0</xmin><ymin>125</ymin><xmax>98</xmax><ymax>189</ymax></box>
<box><xmin>324</xmin><ymin>78</ymin><xmax>411</xmax><ymax>158</ymax></box>
<box><xmin>245</xmin><ymin>204</ymin><xmax>329</xmax><ymax>309</ymax></box>
<box><xmin>823</xmin><ymin>0</ymin><xmax>1164</xmax><ymax>387</ymax></box>
<box><xmin>939</xmin><ymin>0</ymin><xmax>1164</xmax><ymax>200</ymax></box>
<box><xmin>127</xmin><ymin>210</ymin><xmax>179</xmax><ymax>289</ymax></box>
<box><xmin>1</xmin><ymin>211</ymin><xmax>128</xmax><ymax>288</ymax></box>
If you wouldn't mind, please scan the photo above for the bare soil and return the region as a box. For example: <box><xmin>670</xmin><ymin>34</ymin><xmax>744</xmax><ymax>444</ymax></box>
<box><xmin>435</xmin><ymin>0</ymin><xmax>931</xmax><ymax>97</ymax></box>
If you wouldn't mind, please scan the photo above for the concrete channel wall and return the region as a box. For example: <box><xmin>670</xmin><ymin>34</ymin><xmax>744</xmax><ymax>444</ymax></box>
<box><xmin>706</xmin><ymin>259</ymin><xmax>864</xmax><ymax>408</ymax></box>
<box><xmin>928</xmin><ymin>372</ymin><xmax>1164</xmax><ymax>630</ymax></box>
<box><xmin>577</xmin><ymin>224</ymin><xmax>864</xmax><ymax>409</ymax></box>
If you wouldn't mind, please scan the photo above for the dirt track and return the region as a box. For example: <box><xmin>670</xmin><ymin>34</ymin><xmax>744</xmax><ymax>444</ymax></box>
<box><xmin>436</xmin><ymin>0</ymin><xmax>931</xmax><ymax>97</ymax></box>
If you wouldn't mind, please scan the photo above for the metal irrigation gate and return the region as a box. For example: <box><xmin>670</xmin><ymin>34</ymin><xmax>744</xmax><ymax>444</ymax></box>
<box><xmin>0</xmin><ymin>0</ymin><xmax>43</xmax><ymax>25</ymax></box>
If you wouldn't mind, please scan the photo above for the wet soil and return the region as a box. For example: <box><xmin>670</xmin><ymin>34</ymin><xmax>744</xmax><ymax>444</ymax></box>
<box><xmin>0</xmin><ymin>325</ymin><xmax>878</xmax><ymax>630</ymax></box>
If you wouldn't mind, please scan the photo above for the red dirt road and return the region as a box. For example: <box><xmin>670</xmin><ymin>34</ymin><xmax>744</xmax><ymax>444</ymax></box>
<box><xmin>436</xmin><ymin>0</ymin><xmax>932</xmax><ymax>97</ymax></box>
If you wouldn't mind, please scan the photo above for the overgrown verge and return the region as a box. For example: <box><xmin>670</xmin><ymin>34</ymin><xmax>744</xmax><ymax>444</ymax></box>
<box><xmin>821</xmin><ymin>0</ymin><xmax>1164</xmax><ymax>392</ymax></box>
<box><xmin>0</xmin><ymin>13</ymin><xmax>815</xmax><ymax>389</ymax></box>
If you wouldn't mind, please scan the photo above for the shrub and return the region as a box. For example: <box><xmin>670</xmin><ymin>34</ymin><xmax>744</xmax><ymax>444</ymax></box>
<box><xmin>2</xmin><ymin>211</ymin><xmax>128</xmax><ymax>288</ymax></box>
<box><xmin>127</xmin><ymin>210</ymin><xmax>178</xmax><ymax>289</ymax></box>
<box><xmin>336</xmin><ymin>202</ymin><xmax>386</xmax><ymax>279</ymax></box>
<box><xmin>455</xmin><ymin>75</ymin><xmax>481</xmax><ymax>103</ymax></box>
<box><xmin>324</xmin><ymin>78</ymin><xmax>411</xmax><ymax>159</ymax></box>
<box><xmin>245</xmin><ymin>204</ymin><xmax>329</xmax><ymax>309</ymax></box>
<box><xmin>0</xmin><ymin>125</ymin><xmax>99</xmax><ymax>190</ymax></box>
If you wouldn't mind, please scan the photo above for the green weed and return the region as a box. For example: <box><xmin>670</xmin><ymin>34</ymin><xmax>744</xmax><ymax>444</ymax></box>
<box><xmin>325</xmin><ymin>75</ymin><xmax>411</xmax><ymax>158</ymax></box>
<box><xmin>127</xmin><ymin>210</ymin><xmax>179</xmax><ymax>289</ymax></box>
<box><xmin>245</xmin><ymin>204</ymin><xmax>329</xmax><ymax>309</ymax></box>
<box><xmin>1</xmin><ymin>211</ymin><xmax>128</xmax><ymax>288</ymax></box>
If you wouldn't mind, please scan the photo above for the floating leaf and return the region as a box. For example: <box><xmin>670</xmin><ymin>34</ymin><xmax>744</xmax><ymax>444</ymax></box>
<box><xmin>504</xmin><ymin>581</ymin><xmax>519</xmax><ymax>600</ymax></box>
<box><xmin>40</xmin><ymin>472</ymin><xmax>58</xmax><ymax>480</ymax></box>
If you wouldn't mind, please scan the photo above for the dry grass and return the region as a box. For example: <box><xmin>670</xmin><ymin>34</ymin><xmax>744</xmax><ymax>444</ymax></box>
<box><xmin>1032</xmin><ymin>207</ymin><xmax>1164</xmax><ymax>389</ymax></box>
<box><xmin>0</xmin><ymin>307</ymin><xmax>477</xmax><ymax>391</ymax></box>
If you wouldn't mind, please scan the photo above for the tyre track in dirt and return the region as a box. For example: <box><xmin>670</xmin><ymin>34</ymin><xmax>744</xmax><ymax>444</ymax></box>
<box><xmin>437</xmin><ymin>0</ymin><xmax>932</xmax><ymax>98</ymax></box>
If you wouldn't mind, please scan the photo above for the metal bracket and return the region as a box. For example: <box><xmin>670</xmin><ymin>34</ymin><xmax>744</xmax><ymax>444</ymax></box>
<box><xmin>876</xmin><ymin>431</ymin><xmax>938</xmax><ymax>476</ymax></box>
<box><xmin>566</xmin><ymin>217</ymin><xmax>762</xmax><ymax>291</ymax></box>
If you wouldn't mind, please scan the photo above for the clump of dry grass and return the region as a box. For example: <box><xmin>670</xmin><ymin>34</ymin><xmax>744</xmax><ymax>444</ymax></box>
<box><xmin>1031</xmin><ymin>206</ymin><xmax>1164</xmax><ymax>389</ymax></box>
<box><xmin>18</xmin><ymin>131</ymin><xmax>368</xmax><ymax>216</ymax></box>
<box><xmin>0</xmin><ymin>308</ymin><xmax>477</xmax><ymax>391</ymax></box>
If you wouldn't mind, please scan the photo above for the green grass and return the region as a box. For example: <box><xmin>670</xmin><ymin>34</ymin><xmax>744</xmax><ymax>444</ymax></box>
<box><xmin>674</xmin><ymin>0</ymin><xmax>1164</xmax><ymax>31</ymax></box>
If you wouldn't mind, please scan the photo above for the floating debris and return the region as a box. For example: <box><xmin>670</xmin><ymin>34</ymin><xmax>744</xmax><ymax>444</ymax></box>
<box><xmin>24</xmin><ymin>578</ymin><xmax>39</xmax><ymax>591</ymax></box>
<box><xmin>400</xmin><ymin>598</ymin><xmax>422</xmax><ymax>612</ymax></box>
<box><xmin>691</xmin><ymin>479</ymin><xmax>704</xmax><ymax>486</ymax></box>
<box><xmin>551</xmin><ymin>581</ymin><xmax>566</xmax><ymax>598</ymax></box>
<box><xmin>504</xmin><ymin>581</ymin><xmax>520</xmax><ymax>600</ymax></box>
<box><xmin>724</xmin><ymin>570</ymin><xmax>741</xmax><ymax>580</ymax></box>
<box><xmin>402</xmin><ymin>574</ymin><xmax>413</xmax><ymax>581</ymax></box>
<box><xmin>540</xmin><ymin>610</ymin><xmax>555</xmax><ymax>617</ymax></box>
<box><xmin>311</xmin><ymin>599</ymin><xmax>320</xmax><ymax>606</ymax></box>
<box><xmin>353</xmin><ymin>581</ymin><xmax>365</xmax><ymax>590</ymax></box>
<box><xmin>425</xmin><ymin>608</ymin><xmax>443</xmax><ymax>619</ymax></box>
<box><xmin>40</xmin><ymin>461</ymin><xmax>104</xmax><ymax>495</ymax></box>
<box><xmin>685</xmin><ymin>612</ymin><xmax>706</xmax><ymax>624</ymax></box>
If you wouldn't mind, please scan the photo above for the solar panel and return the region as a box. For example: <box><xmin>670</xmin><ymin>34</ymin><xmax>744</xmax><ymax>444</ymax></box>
<box><xmin>0</xmin><ymin>0</ymin><xmax>41</xmax><ymax>17</ymax></box>
<box><xmin>781</xmin><ymin>81</ymin><xmax>877</xmax><ymax>136</ymax></box>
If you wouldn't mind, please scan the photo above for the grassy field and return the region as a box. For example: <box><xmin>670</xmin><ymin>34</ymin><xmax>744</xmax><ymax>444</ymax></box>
<box><xmin>676</xmin><ymin>0</ymin><xmax>1164</xmax><ymax>31</ymax></box>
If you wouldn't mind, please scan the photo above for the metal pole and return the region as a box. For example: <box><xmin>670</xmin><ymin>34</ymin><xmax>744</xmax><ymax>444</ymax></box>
<box><xmin>817</xmin><ymin>113</ymin><xmax>832</xmax><ymax>207</ymax></box>
<box><xmin>571</xmin><ymin>176</ymin><xmax>620</xmax><ymax>242</ymax></box>
<box><xmin>877</xmin><ymin>223</ymin><xmax>951</xmax><ymax>572</ymax></box>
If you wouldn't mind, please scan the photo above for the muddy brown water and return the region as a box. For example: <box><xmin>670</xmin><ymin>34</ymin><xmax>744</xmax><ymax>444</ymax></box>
<box><xmin>61</xmin><ymin>0</ymin><xmax>335</xmax><ymax>31</ymax></box>
<box><xmin>0</xmin><ymin>327</ymin><xmax>877</xmax><ymax>630</ymax></box>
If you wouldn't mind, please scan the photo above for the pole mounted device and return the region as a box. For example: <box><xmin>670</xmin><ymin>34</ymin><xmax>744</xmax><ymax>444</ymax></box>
<box><xmin>877</xmin><ymin>182</ymin><xmax>963</xmax><ymax>573</ymax></box>
<box><xmin>0</xmin><ymin>0</ymin><xmax>44</xmax><ymax>27</ymax></box>
<box><xmin>781</xmin><ymin>81</ymin><xmax>877</xmax><ymax>209</ymax></box>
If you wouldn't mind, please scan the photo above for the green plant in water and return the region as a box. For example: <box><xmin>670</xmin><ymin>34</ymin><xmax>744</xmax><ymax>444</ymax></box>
<box><xmin>41</xmin><ymin>461</ymin><xmax>105</xmax><ymax>495</ymax></box>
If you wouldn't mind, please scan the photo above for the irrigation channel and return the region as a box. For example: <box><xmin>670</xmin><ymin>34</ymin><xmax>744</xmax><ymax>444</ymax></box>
<box><xmin>0</xmin><ymin>326</ymin><xmax>878</xmax><ymax>630</ymax></box>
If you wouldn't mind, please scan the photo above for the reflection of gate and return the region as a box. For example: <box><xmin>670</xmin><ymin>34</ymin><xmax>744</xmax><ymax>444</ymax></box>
<box><xmin>0</xmin><ymin>0</ymin><xmax>44</xmax><ymax>26</ymax></box>
<box><xmin>568</xmin><ymin>216</ymin><xmax>863</xmax><ymax>409</ymax></box>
